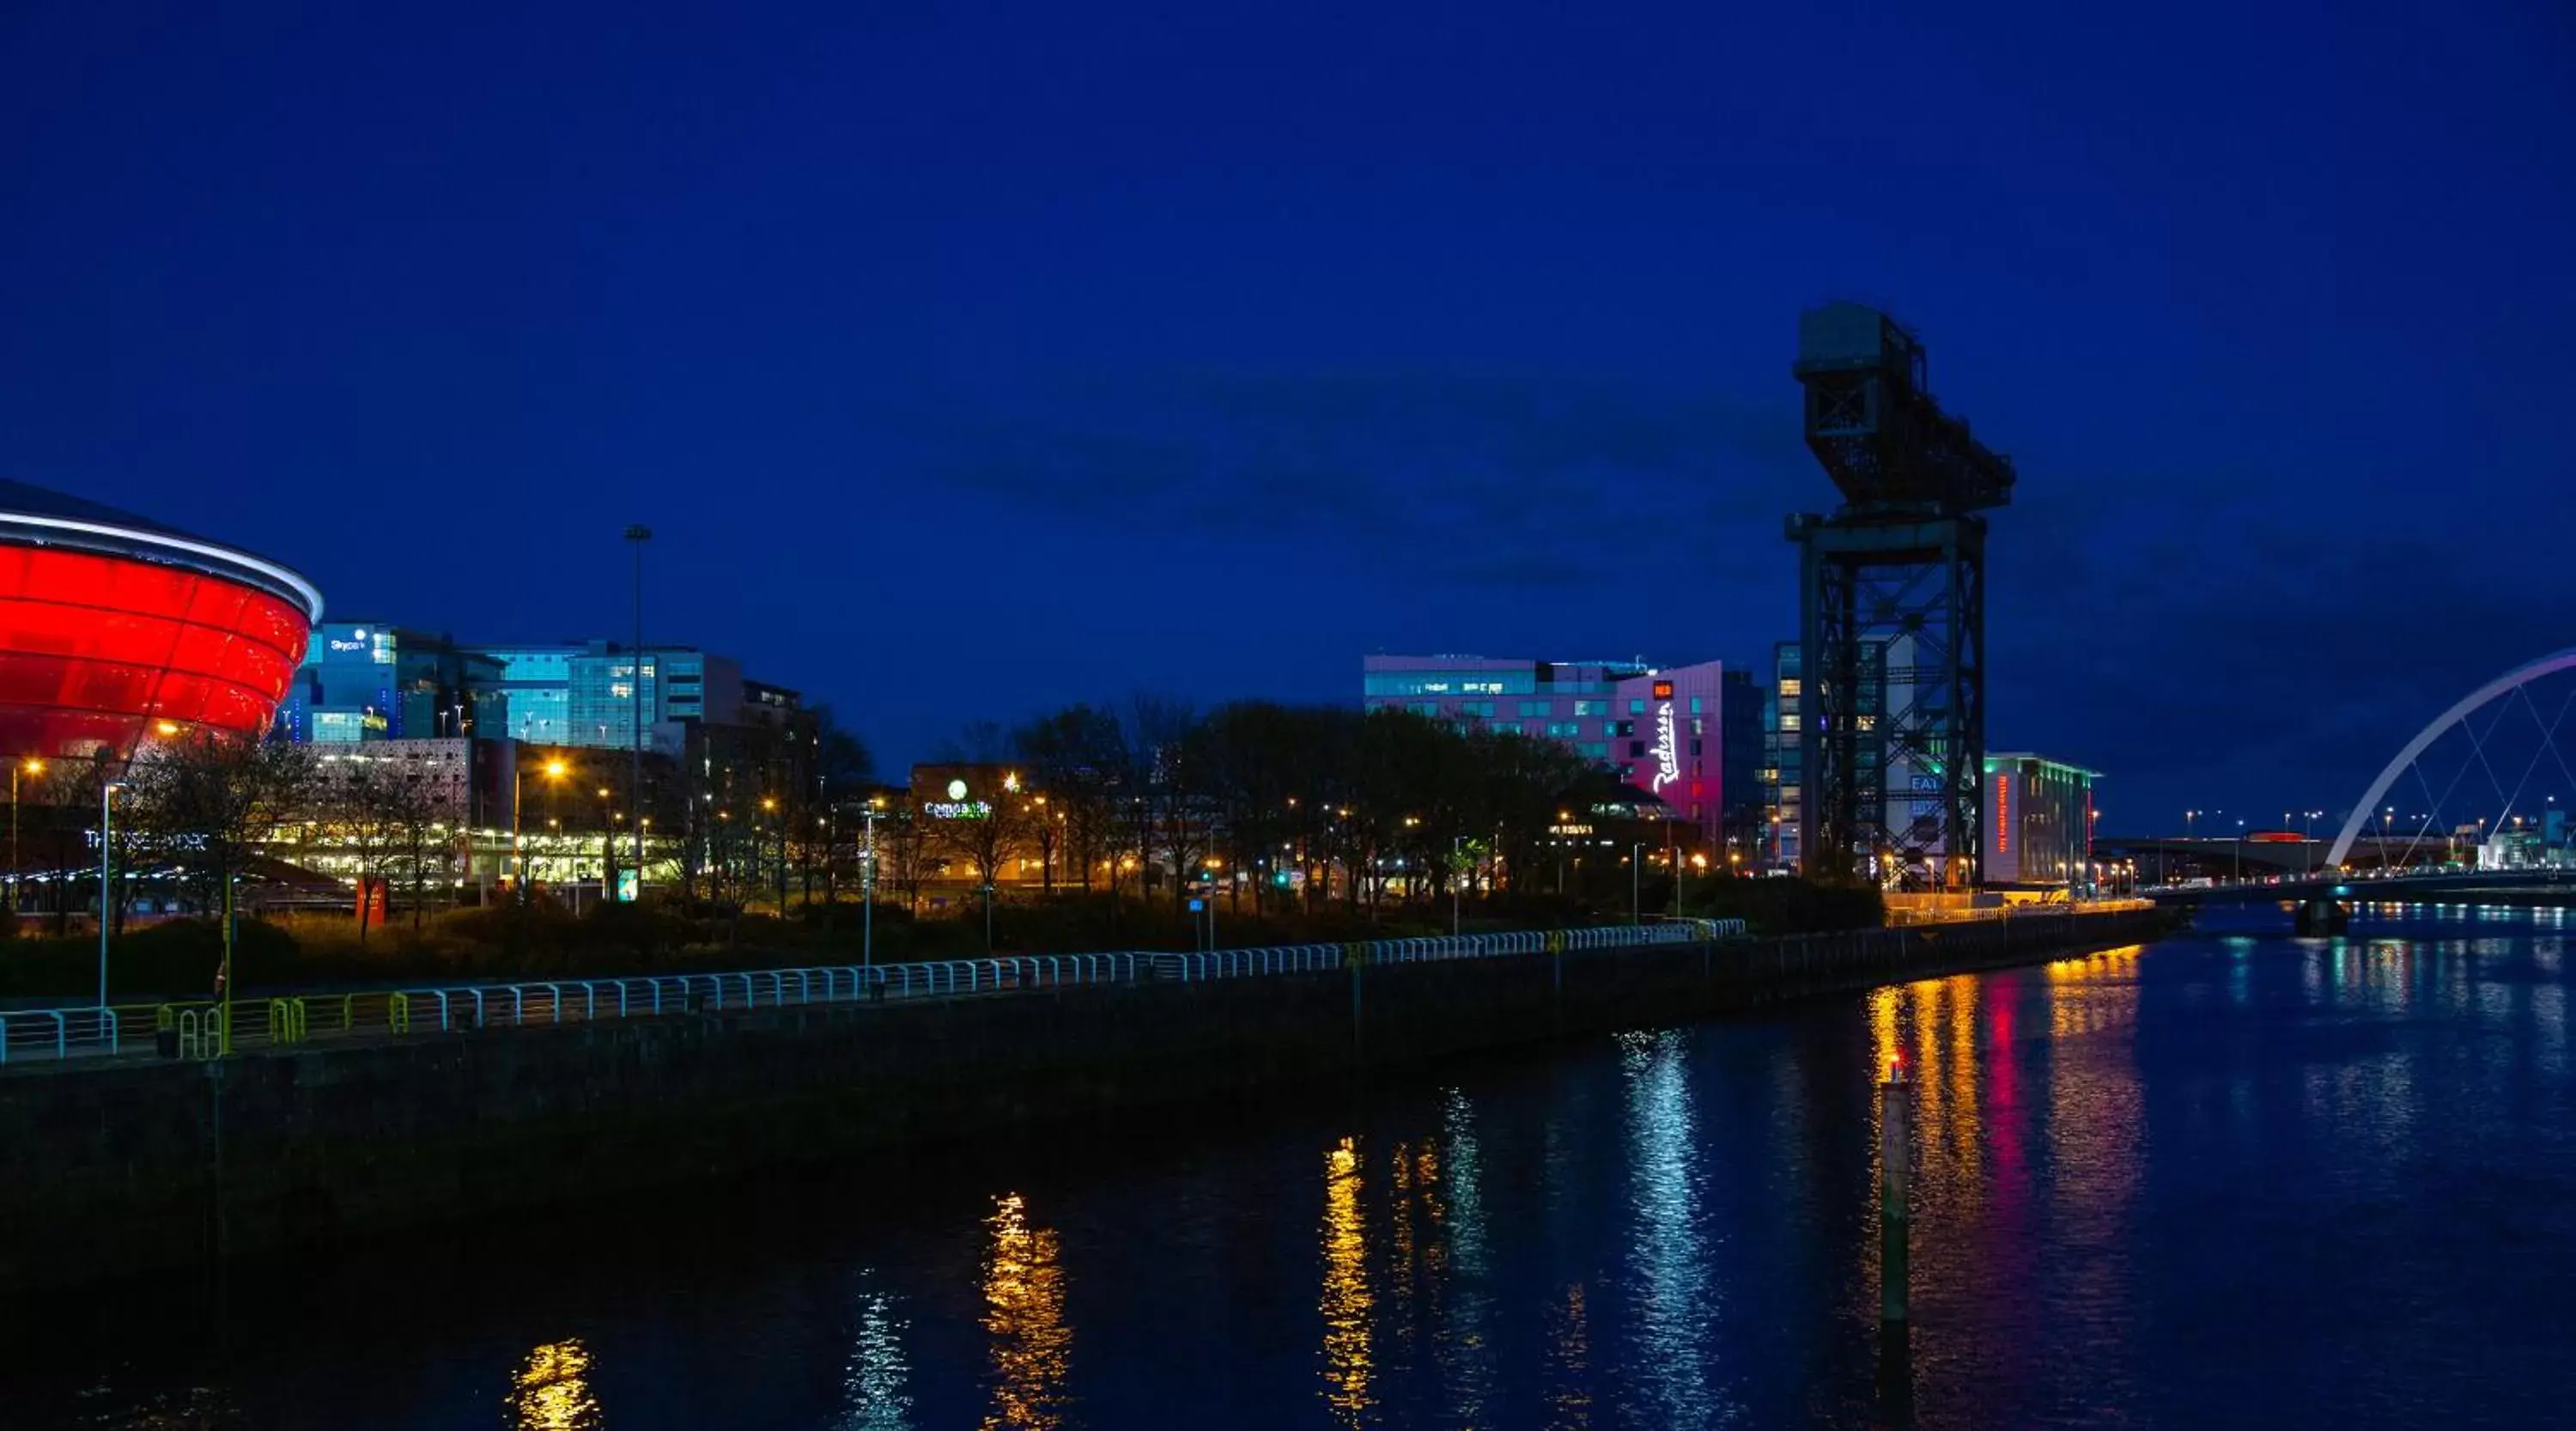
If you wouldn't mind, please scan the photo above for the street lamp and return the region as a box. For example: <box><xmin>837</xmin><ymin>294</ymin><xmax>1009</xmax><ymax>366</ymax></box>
<box><xmin>513</xmin><ymin>758</ymin><xmax>568</xmax><ymax>902</ymax></box>
<box><xmin>2234</xmin><ymin>818</ymin><xmax>2245</xmax><ymax>884</ymax></box>
<box><xmin>9</xmin><ymin>756</ymin><xmax>40</xmax><ymax>924</ymax></box>
<box><xmin>862</xmin><ymin>797</ymin><xmax>882</xmax><ymax>969</ymax></box>
<box><xmin>98</xmin><ymin>779</ymin><xmax>128</xmax><ymax>1008</ymax></box>
<box><xmin>1630</xmin><ymin>842</ymin><xmax>1645</xmax><ymax>926</ymax></box>
<box><xmin>1451</xmin><ymin>834</ymin><xmax>1467</xmax><ymax>937</ymax></box>
<box><xmin>624</xmin><ymin>524</ymin><xmax>651</xmax><ymax>902</ymax></box>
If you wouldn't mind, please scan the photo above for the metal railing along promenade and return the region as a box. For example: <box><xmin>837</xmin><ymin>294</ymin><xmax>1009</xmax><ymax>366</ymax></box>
<box><xmin>0</xmin><ymin>920</ymin><xmax>1748</xmax><ymax>1069</ymax></box>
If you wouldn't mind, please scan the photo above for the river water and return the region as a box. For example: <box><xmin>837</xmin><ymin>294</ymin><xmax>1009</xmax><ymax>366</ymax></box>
<box><xmin>9</xmin><ymin>904</ymin><xmax>2575</xmax><ymax>1430</ymax></box>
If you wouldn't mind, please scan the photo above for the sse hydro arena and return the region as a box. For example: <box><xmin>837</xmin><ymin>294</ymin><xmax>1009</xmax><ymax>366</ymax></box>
<box><xmin>0</xmin><ymin>480</ymin><xmax>321</xmax><ymax>760</ymax></box>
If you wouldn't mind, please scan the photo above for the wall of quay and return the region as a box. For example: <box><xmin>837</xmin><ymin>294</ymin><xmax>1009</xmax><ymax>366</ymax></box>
<box><xmin>0</xmin><ymin>909</ymin><xmax>2177</xmax><ymax>1294</ymax></box>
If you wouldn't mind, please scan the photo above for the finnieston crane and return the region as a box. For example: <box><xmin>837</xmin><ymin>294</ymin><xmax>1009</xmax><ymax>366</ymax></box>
<box><xmin>1788</xmin><ymin>304</ymin><xmax>2015</xmax><ymax>888</ymax></box>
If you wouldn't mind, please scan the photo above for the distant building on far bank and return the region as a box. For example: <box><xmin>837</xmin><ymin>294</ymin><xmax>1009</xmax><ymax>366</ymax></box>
<box><xmin>1360</xmin><ymin>654</ymin><xmax>1756</xmax><ymax>854</ymax></box>
<box><xmin>1984</xmin><ymin>752</ymin><xmax>2099</xmax><ymax>888</ymax></box>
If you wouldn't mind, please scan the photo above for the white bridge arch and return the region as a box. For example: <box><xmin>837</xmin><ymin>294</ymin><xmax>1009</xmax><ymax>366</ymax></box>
<box><xmin>2327</xmin><ymin>646</ymin><xmax>2576</xmax><ymax>870</ymax></box>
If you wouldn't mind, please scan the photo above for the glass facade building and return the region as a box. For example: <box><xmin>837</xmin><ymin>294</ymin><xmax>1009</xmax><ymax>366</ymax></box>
<box><xmin>0</xmin><ymin>480</ymin><xmax>321</xmax><ymax>759</ymax></box>
<box><xmin>275</xmin><ymin>624</ymin><xmax>500</xmax><ymax>745</ymax></box>
<box><xmin>464</xmin><ymin>642</ymin><xmax>741</xmax><ymax>758</ymax></box>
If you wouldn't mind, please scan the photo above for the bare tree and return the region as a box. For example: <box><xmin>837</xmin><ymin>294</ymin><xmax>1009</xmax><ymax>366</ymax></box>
<box><xmin>1013</xmin><ymin>704</ymin><xmax>1127</xmax><ymax>894</ymax></box>
<box><xmin>324</xmin><ymin>755</ymin><xmax>400</xmax><ymax>944</ymax></box>
<box><xmin>881</xmin><ymin>806</ymin><xmax>938</xmax><ymax>913</ymax></box>
<box><xmin>1127</xmin><ymin>692</ymin><xmax>1207</xmax><ymax>915</ymax></box>
<box><xmin>125</xmin><ymin>731</ymin><xmax>317</xmax><ymax>997</ymax></box>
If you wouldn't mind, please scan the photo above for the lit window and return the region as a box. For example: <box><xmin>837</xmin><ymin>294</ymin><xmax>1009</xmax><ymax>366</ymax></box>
<box><xmin>1780</xmin><ymin>715</ymin><xmax>1801</xmax><ymax>732</ymax></box>
<box><xmin>1779</xmin><ymin>679</ymin><xmax>1801</xmax><ymax>697</ymax></box>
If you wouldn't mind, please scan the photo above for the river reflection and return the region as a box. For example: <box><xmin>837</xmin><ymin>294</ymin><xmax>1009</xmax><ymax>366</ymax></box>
<box><xmin>15</xmin><ymin>910</ymin><xmax>2576</xmax><ymax>1430</ymax></box>
<box><xmin>1616</xmin><ymin>1028</ymin><xmax>1725</xmax><ymax>1428</ymax></box>
<box><xmin>510</xmin><ymin>1339</ymin><xmax>604</xmax><ymax>1431</ymax></box>
<box><xmin>980</xmin><ymin>1194</ymin><xmax>1071</xmax><ymax>1431</ymax></box>
<box><xmin>1318</xmin><ymin>1137</ymin><xmax>1374</xmax><ymax>1427</ymax></box>
<box><xmin>837</xmin><ymin>1276</ymin><xmax>914</xmax><ymax>1431</ymax></box>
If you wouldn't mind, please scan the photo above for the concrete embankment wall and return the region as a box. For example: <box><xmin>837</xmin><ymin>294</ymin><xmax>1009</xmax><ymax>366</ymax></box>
<box><xmin>0</xmin><ymin>910</ymin><xmax>2174</xmax><ymax>1294</ymax></box>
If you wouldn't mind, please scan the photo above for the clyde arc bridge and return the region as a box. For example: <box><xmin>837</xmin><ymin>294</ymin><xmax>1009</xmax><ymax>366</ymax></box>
<box><xmin>2137</xmin><ymin>646</ymin><xmax>2576</xmax><ymax>914</ymax></box>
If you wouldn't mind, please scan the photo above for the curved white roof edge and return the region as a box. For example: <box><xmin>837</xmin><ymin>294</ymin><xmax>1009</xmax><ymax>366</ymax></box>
<box><xmin>0</xmin><ymin>509</ymin><xmax>325</xmax><ymax>624</ymax></box>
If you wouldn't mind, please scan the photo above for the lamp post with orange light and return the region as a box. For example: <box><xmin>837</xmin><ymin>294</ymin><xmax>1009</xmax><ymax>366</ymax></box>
<box><xmin>513</xmin><ymin>758</ymin><xmax>567</xmax><ymax>904</ymax></box>
<box><xmin>9</xmin><ymin>756</ymin><xmax>41</xmax><ymax>924</ymax></box>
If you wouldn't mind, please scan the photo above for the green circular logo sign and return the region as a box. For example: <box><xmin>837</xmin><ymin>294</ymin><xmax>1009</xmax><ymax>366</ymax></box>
<box><xmin>946</xmin><ymin>778</ymin><xmax>969</xmax><ymax>801</ymax></box>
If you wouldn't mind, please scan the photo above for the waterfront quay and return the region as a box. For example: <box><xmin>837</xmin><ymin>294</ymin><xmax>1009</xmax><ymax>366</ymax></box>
<box><xmin>0</xmin><ymin>908</ymin><xmax>2171</xmax><ymax>1296</ymax></box>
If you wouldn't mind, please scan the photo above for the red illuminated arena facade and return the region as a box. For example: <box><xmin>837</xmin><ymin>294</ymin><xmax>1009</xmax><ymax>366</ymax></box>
<box><xmin>0</xmin><ymin>481</ymin><xmax>322</xmax><ymax>761</ymax></box>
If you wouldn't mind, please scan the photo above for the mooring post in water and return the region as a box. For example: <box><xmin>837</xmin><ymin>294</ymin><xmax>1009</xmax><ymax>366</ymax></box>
<box><xmin>1880</xmin><ymin>1053</ymin><xmax>1911</xmax><ymax>1328</ymax></box>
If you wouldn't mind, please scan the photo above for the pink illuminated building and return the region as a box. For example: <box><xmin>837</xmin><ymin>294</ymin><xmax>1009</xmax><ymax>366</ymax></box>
<box><xmin>1361</xmin><ymin>654</ymin><xmax>1735</xmax><ymax>848</ymax></box>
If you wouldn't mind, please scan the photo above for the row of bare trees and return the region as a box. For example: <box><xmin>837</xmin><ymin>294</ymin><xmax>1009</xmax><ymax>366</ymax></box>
<box><xmin>22</xmin><ymin>734</ymin><xmax>465</xmax><ymax>950</ymax></box>
<box><xmin>902</xmin><ymin>697</ymin><xmax>1607</xmax><ymax>919</ymax></box>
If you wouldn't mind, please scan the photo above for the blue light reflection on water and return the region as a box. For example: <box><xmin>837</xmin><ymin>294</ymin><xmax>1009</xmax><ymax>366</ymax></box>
<box><xmin>9</xmin><ymin>904</ymin><xmax>2576</xmax><ymax>1429</ymax></box>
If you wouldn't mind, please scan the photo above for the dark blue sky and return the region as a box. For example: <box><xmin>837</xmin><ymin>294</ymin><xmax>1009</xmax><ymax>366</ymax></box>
<box><xmin>5</xmin><ymin>2</ymin><xmax>2572</xmax><ymax>830</ymax></box>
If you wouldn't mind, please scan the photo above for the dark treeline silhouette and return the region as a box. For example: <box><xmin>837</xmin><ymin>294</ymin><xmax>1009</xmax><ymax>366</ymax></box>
<box><xmin>996</xmin><ymin>697</ymin><xmax>1602</xmax><ymax>920</ymax></box>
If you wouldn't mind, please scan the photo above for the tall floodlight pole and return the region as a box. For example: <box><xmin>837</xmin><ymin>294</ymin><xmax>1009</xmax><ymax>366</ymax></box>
<box><xmin>1790</xmin><ymin>305</ymin><xmax>2016</xmax><ymax>891</ymax></box>
<box><xmin>624</xmin><ymin>525</ymin><xmax>652</xmax><ymax>899</ymax></box>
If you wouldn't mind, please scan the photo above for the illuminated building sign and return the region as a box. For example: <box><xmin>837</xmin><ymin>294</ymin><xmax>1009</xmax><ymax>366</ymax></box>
<box><xmin>1995</xmin><ymin>774</ymin><xmax>2011</xmax><ymax>852</ymax></box>
<box><xmin>1651</xmin><ymin>679</ymin><xmax>1674</xmax><ymax>700</ymax></box>
<box><xmin>1650</xmin><ymin>701</ymin><xmax>1680</xmax><ymax>791</ymax></box>
<box><xmin>927</xmin><ymin>800</ymin><xmax>990</xmax><ymax>820</ymax></box>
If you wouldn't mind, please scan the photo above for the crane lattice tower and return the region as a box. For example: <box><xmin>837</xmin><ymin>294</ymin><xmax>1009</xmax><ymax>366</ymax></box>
<box><xmin>1788</xmin><ymin>304</ymin><xmax>2016</xmax><ymax>887</ymax></box>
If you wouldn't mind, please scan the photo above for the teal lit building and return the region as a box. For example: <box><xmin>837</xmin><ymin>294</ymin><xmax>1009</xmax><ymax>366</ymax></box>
<box><xmin>468</xmin><ymin>641</ymin><xmax>740</xmax><ymax>757</ymax></box>
<box><xmin>276</xmin><ymin>623</ymin><xmax>499</xmax><ymax>743</ymax></box>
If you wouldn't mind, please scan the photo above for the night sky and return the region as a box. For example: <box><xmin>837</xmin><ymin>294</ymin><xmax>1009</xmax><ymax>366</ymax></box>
<box><xmin>5</xmin><ymin>3</ymin><xmax>2572</xmax><ymax>831</ymax></box>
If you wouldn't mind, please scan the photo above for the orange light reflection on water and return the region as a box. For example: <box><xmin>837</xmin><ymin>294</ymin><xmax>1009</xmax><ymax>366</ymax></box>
<box><xmin>981</xmin><ymin>1192</ymin><xmax>1072</xmax><ymax>1431</ymax></box>
<box><xmin>511</xmin><ymin>1339</ymin><xmax>603</xmax><ymax>1431</ymax></box>
<box><xmin>1319</xmin><ymin>1138</ymin><xmax>1375</xmax><ymax>1428</ymax></box>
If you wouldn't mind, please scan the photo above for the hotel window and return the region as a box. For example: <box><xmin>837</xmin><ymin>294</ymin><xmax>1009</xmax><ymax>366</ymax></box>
<box><xmin>1628</xmin><ymin>698</ymin><xmax>1646</xmax><ymax>715</ymax></box>
<box><xmin>1781</xmin><ymin>714</ymin><xmax>1801</xmax><ymax>732</ymax></box>
<box><xmin>1572</xmin><ymin>699</ymin><xmax>1606</xmax><ymax>716</ymax></box>
<box><xmin>1408</xmin><ymin>702</ymin><xmax>1439</xmax><ymax>716</ymax></box>
<box><xmin>1495</xmin><ymin>721</ymin><xmax>1522</xmax><ymax>734</ymax></box>
<box><xmin>1779</xmin><ymin>678</ymin><xmax>1801</xmax><ymax>697</ymax></box>
<box><xmin>1628</xmin><ymin>740</ymin><xmax>1646</xmax><ymax>758</ymax></box>
<box><xmin>1545</xmin><ymin>722</ymin><xmax>1582</xmax><ymax>738</ymax></box>
<box><xmin>1689</xmin><ymin>697</ymin><xmax>1704</xmax><ymax>714</ymax></box>
<box><xmin>1460</xmin><ymin>700</ymin><xmax>1495</xmax><ymax>717</ymax></box>
<box><xmin>1575</xmin><ymin>741</ymin><xmax>1610</xmax><ymax>758</ymax></box>
<box><xmin>1519</xmin><ymin>700</ymin><xmax>1552</xmax><ymax>718</ymax></box>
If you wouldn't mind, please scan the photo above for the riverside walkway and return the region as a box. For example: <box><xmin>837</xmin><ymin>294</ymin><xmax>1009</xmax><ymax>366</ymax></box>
<box><xmin>0</xmin><ymin>920</ymin><xmax>1743</xmax><ymax>1069</ymax></box>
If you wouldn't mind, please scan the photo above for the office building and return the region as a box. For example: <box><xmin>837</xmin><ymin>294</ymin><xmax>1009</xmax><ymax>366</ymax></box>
<box><xmin>1360</xmin><ymin>655</ymin><xmax>1742</xmax><ymax>849</ymax></box>
<box><xmin>464</xmin><ymin>641</ymin><xmax>744</xmax><ymax>758</ymax></box>
<box><xmin>1984</xmin><ymin>752</ymin><xmax>2099</xmax><ymax>887</ymax></box>
<box><xmin>276</xmin><ymin>623</ymin><xmax>501</xmax><ymax>744</ymax></box>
